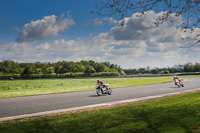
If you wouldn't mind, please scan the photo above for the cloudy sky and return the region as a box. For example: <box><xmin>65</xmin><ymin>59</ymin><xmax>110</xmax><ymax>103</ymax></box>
<box><xmin>0</xmin><ymin>0</ymin><xmax>199</xmax><ymax>69</ymax></box>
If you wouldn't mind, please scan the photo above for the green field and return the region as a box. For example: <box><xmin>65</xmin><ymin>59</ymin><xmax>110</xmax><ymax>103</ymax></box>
<box><xmin>180</xmin><ymin>75</ymin><xmax>200</xmax><ymax>77</ymax></box>
<box><xmin>0</xmin><ymin>78</ymin><xmax>172</xmax><ymax>99</ymax></box>
<box><xmin>0</xmin><ymin>91</ymin><xmax>200</xmax><ymax>132</ymax></box>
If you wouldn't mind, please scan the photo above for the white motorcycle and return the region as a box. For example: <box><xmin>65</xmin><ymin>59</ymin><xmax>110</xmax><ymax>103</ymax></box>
<box><xmin>95</xmin><ymin>83</ymin><xmax>112</xmax><ymax>96</ymax></box>
<box><xmin>175</xmin><ymin>79</ymin><xmax>184</xmax><ymax>88</ymax></box>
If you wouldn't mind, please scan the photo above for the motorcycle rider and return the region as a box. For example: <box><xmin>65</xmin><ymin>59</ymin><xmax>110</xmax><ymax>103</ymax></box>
<box><xmin>97</xmin><ymin>80</ymin><xmax>106</xmax><ymax>91</ymax></box>
<box><xmin>173</xmin><ymin>76</ymin><xmax>180</xmax><ymax>85</ymax></box>
<box><xmin>97</xmin><ymin>79</ymin><xmax>101</xmax><ymax>84</ymax></box>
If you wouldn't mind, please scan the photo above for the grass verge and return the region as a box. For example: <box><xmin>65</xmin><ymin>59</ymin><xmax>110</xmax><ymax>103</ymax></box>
<box><xmin>179</xmin><ymin>75</ymin><xmax>200</xmax><ymax>77</ymax></box>
<box><xmin>0</xmin><ymin>78</ymin><xmax>172</xmax><ymax>99</ymax></box>
<box><xmin>0</xmin><ymin>91</ymin><xmax>200</xmax><ymax>132</ymax></box>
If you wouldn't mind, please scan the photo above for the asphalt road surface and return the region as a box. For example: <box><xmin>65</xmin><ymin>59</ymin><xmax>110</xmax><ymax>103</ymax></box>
<box><xmin>0</xmin><ymin>77</ymin><xmax>199</xmax><ymax>118</ymax></box>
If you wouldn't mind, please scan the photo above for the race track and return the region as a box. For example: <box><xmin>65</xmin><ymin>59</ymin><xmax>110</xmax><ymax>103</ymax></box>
<box><xmin>0</xmin><ymin>77</ymin><xmax>199</xmax><ymax>119</ymax></box>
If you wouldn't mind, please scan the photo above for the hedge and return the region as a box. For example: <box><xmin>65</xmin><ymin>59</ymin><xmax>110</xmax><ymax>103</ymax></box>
<box><xmin>0</xmin><ymin>72</ymin><xmax>120</xmax><ymax>79</ymax></box>
<box><xmin>90</xmin><ymin>72</ymin><xmax>120</xmax><ymax>77</ymax></box>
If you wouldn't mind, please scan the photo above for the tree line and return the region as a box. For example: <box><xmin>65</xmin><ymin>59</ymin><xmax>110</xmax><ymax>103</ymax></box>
<box><xmin>0</xmin><ymin>60</ymin><xmax>125</xmax><ymax>79</ymax></box>
<box><xmin>123</xmin><ymin>62</ymin><xmax>200</xmax><ymax>75</ymax></box>
<box><xmin>1</xmin><ymin>60</ymin><xmax>199</xmax><ymax>79</ymax></box>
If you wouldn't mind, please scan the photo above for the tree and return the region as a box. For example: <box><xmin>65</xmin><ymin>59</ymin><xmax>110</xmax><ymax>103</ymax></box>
<box><xmin>104</xmin><ymin>61</ymin><xmax>111</xmax><ymax>68</ymax></box>
<box><xmin>92</xmin><ymin>0</ymin><xmax>200</xmax><ymax>46</ymax></box>
<box><xmin>151</xmin><ymin>67</ymin><xmax>160</xmax><ymax>74</ymax></box>
<box><xmin>184</xmin><ymin>63</ymin><xmax>194</xmax><ymax>72</ymax></box>
<box><xmin>138</xmin><ymin>68</ymin><xmax>145</xmax><ymax>74</ymax></box>
<box><xmin>194</xmin><ymin>62</ymin><xmax>200</xmax><ymax>72</ymax></box>
<box><xmin>73</xmin><ymin>63</ymin><xmax>86</xmax><ymax>72</ymax></box>
<box><xmin>36</xmin><ymin>68</ymin><xmax>43</xmax><ymax>74</ymax></box>
<box><xmin>47</xmin><ymin>66</ymin><xmax>55</xmax><ymax>74</ymax></box>
<box><xmin>0</xmin><ymin>60</ymin><xmax>20</xmax><ymax>74</ymax></box>
<box><xmin>85</xmin><ymin>66</ymin><xmax>96</xmax><ymax>74</ymax></box>
<box><xmin>22</xmin><ymin>64</ymin><xmax>37</xmax><ymax>74</ymax></box>
<box><xmin>94</xmin><ymin>63</ymin><xmax>106</xmax><ymax>72</ymax></box>
<box><xmin>61</xmin><ymin>61</ymin><xmax>71</xmax><ymax>73</ymax></box>
<box><xmin>54</xmin><ymin>61</ymin><xmax>62</xmax><ymax>73</ymax></box>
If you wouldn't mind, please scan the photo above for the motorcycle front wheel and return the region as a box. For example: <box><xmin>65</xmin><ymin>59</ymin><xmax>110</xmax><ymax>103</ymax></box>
<box><xmin>177</xmin><ymin>83</ymin><xmax>180</xmax><ymax>88</ymax></box>
<box><xmin>96</xmin><ymin>89</ymin><xmax>102</xmax><ymax>96</ymax></box>
<box><xmin>108</xmin><ymin>88</ymin><xmax>112</xmax><ymax>95</ymax></box>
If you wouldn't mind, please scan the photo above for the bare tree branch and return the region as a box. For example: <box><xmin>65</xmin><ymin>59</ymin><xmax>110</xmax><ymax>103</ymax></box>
<box><xmin>92</xmin><ymin>0</ymin><xmax>200</xmax><ymax>46</ymax></box>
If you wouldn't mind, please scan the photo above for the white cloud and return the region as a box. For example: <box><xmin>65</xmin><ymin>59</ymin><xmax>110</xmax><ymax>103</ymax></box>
<box><xmin>15</xmin><ymin>14</ymin><xmax>75</xmax><ymax>42</ymax></box>
<box><xmin>93</xmin><ymin>17</ymin><xmax>117</xmax><ymax>26</ymax></box>
<box><xmin>1</xmin><ymin>11</ymin><xmax>200</xmax><ymax>68</ymax></box>
<box><xmin>108</xmin><ymin>11</ymin><xmax>183</xmax><ymax>41</ymax></box>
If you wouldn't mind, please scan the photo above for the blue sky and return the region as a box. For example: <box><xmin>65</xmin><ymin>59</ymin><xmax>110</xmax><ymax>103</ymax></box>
<box><xmin>0</xmin><ymin>0</ymin><xmax>102</xmax><ymax>42</ymax></box>
<box><xmin>0</xmin><ymin>0</ymin><xmax>200</xmax><ymax>69</ymax></box>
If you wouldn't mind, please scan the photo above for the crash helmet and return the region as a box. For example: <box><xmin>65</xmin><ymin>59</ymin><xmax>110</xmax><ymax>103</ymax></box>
<box><xmin>97</xmin><ymin>80</ymin><xmax>101</xmax><ymax>83</ymax></box>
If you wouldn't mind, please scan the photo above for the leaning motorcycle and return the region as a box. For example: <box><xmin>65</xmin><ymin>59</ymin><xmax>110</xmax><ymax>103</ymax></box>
<box><xmin>95</xmin><ymin>83</ymin><xmax>112</xmax><ymax>96</ymax></box>
<box><xmin>175</xmin><ymin>79</ymin><xmax>184</xmax><ymax>88</ymax></box>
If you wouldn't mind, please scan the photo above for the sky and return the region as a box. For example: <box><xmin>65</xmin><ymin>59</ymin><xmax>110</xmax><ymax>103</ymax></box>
<box><xmin>0</xmin><ymin>0</ymin><xmax>200</xmax><ymax>69</ymax></box>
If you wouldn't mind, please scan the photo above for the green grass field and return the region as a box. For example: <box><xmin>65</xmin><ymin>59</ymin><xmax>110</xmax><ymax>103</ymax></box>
<box><xmin>0</xmin><ymin>91</ymin><xmax>200</xmax><ymax>132</ymax></box>
<box><xmin>0</xmin><ymin>78</ymin><xmax>172</xmax><ymax>99</ymax></box>
<box><xmin>180</xmin><ymin>75</ymin><xmax>200</xmax><ymax>77</ymax></box>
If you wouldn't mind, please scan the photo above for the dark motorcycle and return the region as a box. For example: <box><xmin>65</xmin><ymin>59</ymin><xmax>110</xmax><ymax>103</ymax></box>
<box><xmin>95</xmin><ymin>83</ymin><xmax>112</xmax><ymax>96</ymax></box>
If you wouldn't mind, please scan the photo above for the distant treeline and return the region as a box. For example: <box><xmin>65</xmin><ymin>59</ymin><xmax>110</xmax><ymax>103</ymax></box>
<box><xmin>0</xmin><ymin>60</ymin><xmax>126</xmax><ymax>79</ymax></box>
<box><xmin>123</xmin><ymin>62</ymin><xmax>200</xmax><ymax>75</ymax></box>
